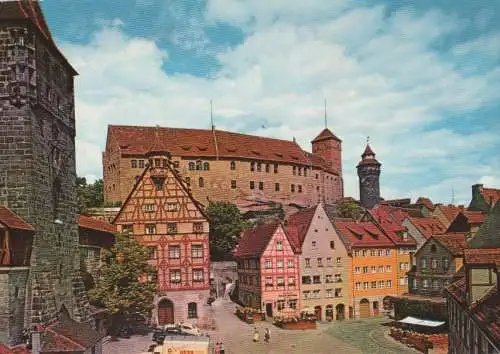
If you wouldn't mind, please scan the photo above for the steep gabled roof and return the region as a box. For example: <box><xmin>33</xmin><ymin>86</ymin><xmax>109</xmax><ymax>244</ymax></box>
<box><xmin>366</xmin><ymin>207</ymin><xmax>417</xmax><ymax>246</ymax></box>
<box><xmin>407</xmin><ymin>216</ymin><xmax>447</xmax><ymax>239</ymax></box>
<box><xmin>435</xmin><ymin>204</ymin><xmax>461</xmax><ymax>224</ymax></box>
<box><xmin>311</xmin><ymin>128</ymin><xmax>341</xmax><ymax>143</ymax></box>
<box><xmin>234</xmin><ymin>220</ymin><xmax>282</xmax><ymax>257</ymax></box>
<box><xmin>0</xmin><ymin>206</ymin><xmax>35</xmax><ymax>231</ymax></box>
<box><xmin>468</xmin><ymin>203</ymin><xmax>500</xmax><ymax>249</ymax></box>
<box><xmin>432</xmin><ymin>233</ymin><xmax>468</xmax><ymax>257</ymax></box>
<box><xmin>107</xmin><ymin>125</ymin><xmax>338</xmax><ymax>174</ymax></box>
<box><xmin>112</xmin><ymin>157</ymin><xmax>207</xmax><ymax>224</ymax></box>
<box><xmin>285</xmin><ymin>205</ymin><xmax>318</xmax><ymax>251</ymax></box>
<box><xmin>77</xmin><ymin>215</ymin><xmax>116</xmax><ymax>234</ymax></box>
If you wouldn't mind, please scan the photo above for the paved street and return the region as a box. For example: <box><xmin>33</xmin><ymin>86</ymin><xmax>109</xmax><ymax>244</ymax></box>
<box><xmin>103</xmin><ymin>298</ymin><xmax>418</xmax><ymax>353</ymax></box>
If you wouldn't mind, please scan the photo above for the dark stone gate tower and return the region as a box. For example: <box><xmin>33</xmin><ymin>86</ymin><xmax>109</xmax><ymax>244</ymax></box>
<box><xmin>0</xmin><ymin>0</ymin><xmax>90</xmax><ymax>347</ymax></box>
<box><xmin>357</xmin><ymin>143</ymin><xmax>381</xmax><ymax>209</ymax></box>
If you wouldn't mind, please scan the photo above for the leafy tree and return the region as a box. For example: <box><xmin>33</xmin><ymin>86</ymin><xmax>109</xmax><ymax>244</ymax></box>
<box><xmin>206</xmin><ymin>201</ymin><xmax>251</xmax><ymax>261</ymax></box>
<box><xmin>76</xmin><ymin>177</ymin><xmax>105</xmax><ymax>214</ymax></box>
<box><xmin>88</xmin><ymin>233</ymin><xmax>157</xmax><ymax>328</ymax></box>
<box><xmin>337</xmin><ymin>200</ymin><xmax>365</xmax><ymax>220</ymax></box>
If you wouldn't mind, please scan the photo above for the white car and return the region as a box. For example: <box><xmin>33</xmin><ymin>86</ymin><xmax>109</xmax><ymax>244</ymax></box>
<box><xmin>178</xmin><ymin>323</ymin><xmax>201</xmax><ymax>336</ymax></box>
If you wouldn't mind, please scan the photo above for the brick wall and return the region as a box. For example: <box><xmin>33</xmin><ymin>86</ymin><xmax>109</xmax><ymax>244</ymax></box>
<box><xmin>105</xmin><ymin>155</ymin><xmax>343</xmax><ymax>210</ymax></box>
<box><xmin>0</xmin><ymin>23</ymin><xmax>89</xmax><ymax>345</ymax></box>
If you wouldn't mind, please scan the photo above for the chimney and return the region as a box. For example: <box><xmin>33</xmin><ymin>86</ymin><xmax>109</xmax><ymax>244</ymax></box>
<box><xmin>472</xmin><ymin>184</ymin><xmax>484</xmax><ymax>199</ymax></box>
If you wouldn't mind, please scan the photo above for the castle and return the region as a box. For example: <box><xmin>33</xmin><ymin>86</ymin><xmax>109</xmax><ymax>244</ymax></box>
<box><xmin>103</xmin><ymin>126</ymin><xmax>344</xmax><ymax>214</ymax></box>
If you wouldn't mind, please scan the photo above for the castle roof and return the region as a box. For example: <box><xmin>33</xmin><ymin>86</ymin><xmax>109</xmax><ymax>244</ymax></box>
<box><xmin>357</xmin><ymin>143</ymin><xmax>380</xmax><ymax>167</ymax></box>
<box><xmin>107</xmin><ymin>125</ymin><xmax>338</xmax><ymax>174</ymax></box>
<box><xmin>0</xmin><ymin>0</ymin><xmax>77</xmax><ymax>75</ymax></box>
<box><xmin>311</xmin><ymin>128</ymin><xmax>342</xmax><ymax>143</ymax></box>
<box><xmin>0</xmin><ymin>206</ymin><xmax>35</xmax><ymax>231</ymax></box>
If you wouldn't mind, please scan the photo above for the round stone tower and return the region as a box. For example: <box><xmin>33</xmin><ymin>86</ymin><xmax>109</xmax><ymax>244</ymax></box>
<box><xmin>357</xmin><ymin>143</ymin><xmax>381</xmax><ymax>209</ymax></box>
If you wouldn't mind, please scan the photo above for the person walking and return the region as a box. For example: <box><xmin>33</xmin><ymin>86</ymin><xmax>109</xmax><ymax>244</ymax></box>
<box><xmin>253</xmin><ymin>327</ymin><xmax>260</xmax><ymax>342</ymax></box>
<box><xmin>264</xmin><ymin>328</ymin><xmax>270</xmax><ymax>343</ymax></box>
<box><xmin>214</xmin><ymin>342</ymin><xmax>220</xmax><ymax>354</ymax></box>
<box><xmin>219</xmin><ymin>342</ymin><xmax>225</xmax><ymax>354</ymax></box>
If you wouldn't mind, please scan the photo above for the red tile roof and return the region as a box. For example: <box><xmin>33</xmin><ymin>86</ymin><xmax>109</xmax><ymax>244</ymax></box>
<box><xmin>408</xmin><ymin>216</ymin><xmax>447</xmax><ymax>239</ymax></box>
<box><xmin>333</xmin><ymin>220</ymin><xmax>394</xmax><ymax>251</ymax></box>
<box><xmin>445</xmin><ymin>276</ymin><xmax>500</xmax><ymax>346</ymax></box>
<box><xmin>78</xmin><ymin>215</ymin><xmax>116</xmax><ymax>234</ymax></box>
<box><xmin>436</xmin><ymin>204</ymin><xmax>461</xmax><ymax>223</ymax></box>
<box><xmin>464</xmin><ymin>248</ymin><xmax>500</xmax><ymax>266</ymax></box>
<box><xmin>0</xmin><ymin>206</ymin><xmax>34</xmax><ymax>231</ymax></box>
<box><xmin>109</xmin><ymin>125</ymin><xmax>337</xmax><ymax>174</ymax></box>
<box><xmin>367</xmin><ymin>207</ymin><xmax>417</xmax><ymax>246</ymax></box>
<box><xmin>463</xmin><ymin>210</ymin><xmax>486</xmax><ymax>224</ymax></box>
<box><xmin>234</xmin><ymin>220</ymin><xmax>281</xmax><ymax>257</ymax></box>
<box><xmin>311</xmin><ymin>128</ymin><xmax>341</xmax><ymax>143</ymax></box>
<box><xmin>416</xmin><ymin>197</ymin><xmax>434</xmax><ymax>210</ymax></box>
<box><xmin>286</xmin><ymin>205</ymin><xmax>318</xmax><ymax>251</ymax></box>
<box><xmin>481</xmin><ymin>187</ymin><xmax>500</xmax><ymax>207</ymax></box>
<box><xmin>432</xmin><ymin>233</ymin><xmax>468</xmax><ymax>256</ymax></box>
<box><xmin>377</xmin><ymin>204</ymin><xmax>414</xmax><ymax>224</ymax></box>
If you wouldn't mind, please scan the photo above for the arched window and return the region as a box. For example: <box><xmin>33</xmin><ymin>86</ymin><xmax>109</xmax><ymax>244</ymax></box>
<box><xmin>187</xmin><ymin>302</ymin><xmax>197</xmax><ymax>319</ymax></box>
<box><xmin>203</xmin><ymin>162</ymin><xmax>210</xmax><ymax>170</ymax></box>
<box><xmin>230</xmin><ymin>161</ymin><xmax>236</xmax><ymax>170</ymax></box>
<box><xmin>250</xmin><ymin>162</ymin><xmax>255</xmax><ymax>171</ymax></box>
<box><xmin>188</xmin><ymin>162</ymin><xmax>195</xmax><ymax>170</ymax></box>
<box><xmin>196</xmin><ymin>160</ymin><xmax>202</xmax><ymax>170</ymax></box>
<box><xmin>199</xmin><ymin>177</ymin><xmax>204</xmax><ymax>187</ymax></box>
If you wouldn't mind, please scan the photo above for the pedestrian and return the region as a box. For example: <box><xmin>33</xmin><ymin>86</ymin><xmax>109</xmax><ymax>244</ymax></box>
<box><xmin>219</xmin><ymin>342</ymin><xmax>225</xmax><ymax>354</ymax></box>
<box><xmin>264</xmin><ymin>328</ymin><xmax>270</xmax><ymax>343</ymax></box>
<box><xmin>253</xmin><ymin>327</ymin><xmax>260</xmax><ymax>342</ymax></box>
<box><xmin>215</xmin><ymin>342</ymin><xmax>220</xmax><ymax>354</ymax></box>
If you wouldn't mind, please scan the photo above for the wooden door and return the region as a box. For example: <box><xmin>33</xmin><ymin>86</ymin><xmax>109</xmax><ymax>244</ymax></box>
<box><xmin>314</xmin><ymin>306</ymin><xmax>322</xmax><ymax>321</ymax></box>
<box><xmin>359</xmin><ymin>299</ymin><xmax>370</xmax><ymax>318</ymax></box>
<box><xmin>158</xmin><ymin>299</ymin><xmax>174</xmax><ymax>325</ymax></box>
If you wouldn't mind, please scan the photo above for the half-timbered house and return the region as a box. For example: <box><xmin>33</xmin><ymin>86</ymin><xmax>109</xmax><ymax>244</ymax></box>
<box><xmin>113</xmin><ymin>130</ymin><xmax>210</xmax><ymax>328</ymax></box>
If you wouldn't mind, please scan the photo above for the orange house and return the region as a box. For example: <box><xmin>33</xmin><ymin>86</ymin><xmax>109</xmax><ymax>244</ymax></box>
<box><xmin>333</xmin><ymin>220</ymin><xmax>398</xmax><ymax>318</ymax></box>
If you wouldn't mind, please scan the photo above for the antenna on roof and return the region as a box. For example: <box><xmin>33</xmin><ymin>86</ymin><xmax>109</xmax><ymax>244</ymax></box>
<box><xmin>324</xmin><ymin>98</ymin><xmax>328</xmax><ymax>129</ymax></box>
<box><xmin>210</xmin><ymin>99</ymin><xmax>215</xmax><ymax>130</ymax></box>
<box><xmin>451</xmin><ymin>186</ymin><xmax>455</xmax><ymax>205</ymax></box>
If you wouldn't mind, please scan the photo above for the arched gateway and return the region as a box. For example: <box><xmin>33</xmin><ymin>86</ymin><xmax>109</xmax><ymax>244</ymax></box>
<box><xmin>158</xmin><ymin>298</ymin><xmax>174</xmax><ymax>325</ymax></box>
<box><xmin>359</xmin><ymin>298</ymin><xmax>370</xmax><ymax>318</ymax></box>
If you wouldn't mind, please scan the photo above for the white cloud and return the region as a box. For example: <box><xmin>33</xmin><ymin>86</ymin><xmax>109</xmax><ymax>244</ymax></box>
<box><xmin>63</xmin><ymin>1</ymin><xmax>500</xmax><ymax>204</ymax></box>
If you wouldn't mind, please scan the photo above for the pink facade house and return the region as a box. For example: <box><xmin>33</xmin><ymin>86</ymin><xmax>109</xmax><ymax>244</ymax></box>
<box><xmin>234</xmin><ymin>219</ymin><xmax>300</xmax><ymax>318</ymax></box>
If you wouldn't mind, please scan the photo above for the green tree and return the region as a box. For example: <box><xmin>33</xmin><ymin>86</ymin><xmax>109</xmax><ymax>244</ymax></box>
<box><xmin>88</xmin><ymin>233</ymin><xmax>157</xmax><ymax>328</ymax></box>
<box><xmin>206</xmin><ymin>201</ymin><xmax>251</xmax><ymax>261</ymax></box>
<box><xmin>337</xmin><ymin>200</ymin><xmax>365</xmax><ymax>220</ymax></box>
<box><xmin>76</xmin><ymin>177</ymin><xmax>105</xmax><ymax>214</ymax></box>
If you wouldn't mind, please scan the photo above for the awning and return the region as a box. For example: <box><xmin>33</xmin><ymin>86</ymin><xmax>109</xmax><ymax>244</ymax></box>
<box><xmin>398</xmin><ymin>316</ymin><xmax>445</xmax><ymax>327</ymax></box>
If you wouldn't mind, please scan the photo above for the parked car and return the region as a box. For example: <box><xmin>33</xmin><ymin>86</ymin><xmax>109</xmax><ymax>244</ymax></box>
<box><xmin>178</xmin><ymin>323</ymin><xmax>201</xmax><ymax>336</ymax></box>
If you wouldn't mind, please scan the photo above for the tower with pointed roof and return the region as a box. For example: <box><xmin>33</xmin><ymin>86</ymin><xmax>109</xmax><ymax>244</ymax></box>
<box><xmin>0</xmin><ymin>0</ymin><xmax>97</xmax><ymax>349</ymax></box>
<box><xmin>311</xmin><ymin>128</ymin><xmax>343</xmax><ymax>199</ymax></box>
<box><xmin>357</xmin><ymin>143</ymin><xmax>381</xmax><ymax>209</ymax></box>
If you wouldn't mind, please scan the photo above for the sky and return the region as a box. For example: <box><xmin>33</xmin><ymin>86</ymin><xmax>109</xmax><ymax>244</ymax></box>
<box><xmin>39</xmin><ymin>0</ymin><xmax>500</xmax><ymax>205</ymax></box>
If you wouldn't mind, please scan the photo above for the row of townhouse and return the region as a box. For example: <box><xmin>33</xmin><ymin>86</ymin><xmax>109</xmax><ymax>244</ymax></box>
<box><xmin>234</xmin><ymin>202</ymin><xmax>419</xmax><ymax>321</ymax></box>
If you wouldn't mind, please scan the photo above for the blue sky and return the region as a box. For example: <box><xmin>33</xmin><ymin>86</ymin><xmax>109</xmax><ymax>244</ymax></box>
<box><xmin>40</xmin><ymin>0</ymin><xmax>500</xmax><ymax>204</ymax></box>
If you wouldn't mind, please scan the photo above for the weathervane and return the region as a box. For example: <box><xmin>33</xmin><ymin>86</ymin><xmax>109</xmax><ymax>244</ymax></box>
<box><xmin>324</xmin><ymin>98</ymin><xmax>328</xmax><ymax>129</ymax></box>
<box><xmin>366</xmin><ymin>136</ymin><xmax>370</xmax><ymax>145</ymax></box>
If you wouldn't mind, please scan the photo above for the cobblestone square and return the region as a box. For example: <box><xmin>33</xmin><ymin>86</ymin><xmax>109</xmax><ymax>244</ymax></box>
<box><xmin>103</xmin><ymin>298</ymin><xmax>420</xmax><ymax>354</ymax></box>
